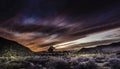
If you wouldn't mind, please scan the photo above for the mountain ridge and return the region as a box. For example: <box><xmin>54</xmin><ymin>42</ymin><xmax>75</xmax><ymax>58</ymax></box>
<box><xmin>78</xmin><ymin>42</ymin><xmax>120</xmax><ymax>53</ymax></box>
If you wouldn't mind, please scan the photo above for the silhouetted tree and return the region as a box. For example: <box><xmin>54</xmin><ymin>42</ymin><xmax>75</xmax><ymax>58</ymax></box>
<box><xmin>48</xmin><ymin>45</ymin><xmax>55</xmax><ymax>52</ymax></box>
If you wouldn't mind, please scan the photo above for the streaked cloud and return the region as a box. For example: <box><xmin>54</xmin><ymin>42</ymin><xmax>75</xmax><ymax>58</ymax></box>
<box><xmin>54</xmin><ymin>28</ymin><xmax>120</xmax><ymax>50</ymax></box>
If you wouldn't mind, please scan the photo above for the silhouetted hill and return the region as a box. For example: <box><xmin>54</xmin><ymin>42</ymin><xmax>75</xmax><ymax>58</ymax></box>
<box><xmin>0</xmin><ymin>37</ymin><xmax>33</xmax><ymax>57</ymax></box>
<box><xmin>78</xmin><ymin>42</ymin><xmax>120</xmax><ymax>53</ymax></box>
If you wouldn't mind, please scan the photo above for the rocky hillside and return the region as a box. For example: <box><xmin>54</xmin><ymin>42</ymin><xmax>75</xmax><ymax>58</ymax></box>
<box><xmin>0</xmin><ymin>37</ymin><xmax>33</xmax><ymax>57</ymax></box>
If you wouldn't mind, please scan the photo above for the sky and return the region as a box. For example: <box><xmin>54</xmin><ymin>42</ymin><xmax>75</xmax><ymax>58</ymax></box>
<box><xmin>0</xmin><ymin>0</ymin><xmax>120</xmax><ymax>52</ymax></box>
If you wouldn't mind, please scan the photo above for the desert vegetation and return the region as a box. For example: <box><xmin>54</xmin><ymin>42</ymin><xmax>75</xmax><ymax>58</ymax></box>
<box><xmin>0</xmin><ymin>53</ymin><xmax>120</xmax><ymax>69</ymax></box>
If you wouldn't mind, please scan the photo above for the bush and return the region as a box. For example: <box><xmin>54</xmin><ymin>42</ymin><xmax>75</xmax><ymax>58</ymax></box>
<box><xmin>108</xmin><ymin>58</ymin><xmax>120</xmax><ymax>69</ymax></box>
<box><xmin>94</xmin><ymin>56</ymin><xmax>107</xmax><ymax>63</ymax></box>
<box><xmin>74</xmin><ymin>61</ymin><xmax>98</xmax><ymax>69</ymax></box>
<box><xmin>46</xmin><ymin>58</ymin><xmax>71</xmax><ymax>69</ymax></box>
<box><xmin>77</xmin><ymin>57</ymin><xmax>89</xmax><ymax>62</ymax></box>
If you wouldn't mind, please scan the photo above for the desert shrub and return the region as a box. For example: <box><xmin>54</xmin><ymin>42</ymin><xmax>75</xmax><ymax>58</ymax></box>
<box><xmin>108</xmin><ymin>58</ymin><xmax>120</xmax><ymax>69</ymax></box>
<box><xmin>46</xmin><ymin>58</ymin><xmax>71</xmax><ymax>69</ymax></box>
<box><xmin>74</xmin><ymin>61</ymin><xmax>98</xmax><ymax>69</ymax></box>
<box><xmin>103</xmin><ymin>62</ymin><xmax>110</xmax><ymax>67</ymax></box>
<box><xmin>7</xmin><ymin>61</ymin><xmax>33</xmax><ymax>68</ymax></box>
<box><xmin>70</xmin><ymin>59</ymin><xmax>79</xmax><ymax>66</ymax></box>
<box><xmin>0</xmin><ymin>58</ymin><xmax>6</xmax><ymax>63</ymax></box>
<box><xmin>94</xmin><ymin>56</ymin><xmax>107</xmax><ymax>63</ymax></box>
<box><xmin>70</xmin><ymin>57</ymin><xmax>89</xmax><ymax>67</ymax></box>
<box><xmin>29</xmin><ymin>64</ymin><xmax>43</xmax><ymax>69</ymax></box>
<box><xmin>25</xmin><ymin>57</ymin><xmax>49</xmax><ymax>67</ymax></box>
<box><xmin>0</xmin><ymin>63</ymin><xmax>21</xmax><ymax>69</ymax></box>
<box><xmin>77</xmin><ymin>57</ymin><xmax>89</xmax><ymax>62</ymax></box>
<box><xmin>62</xmin><ymin>56</ymin><xmax>71</xmax><ymax>62</ymax></box>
